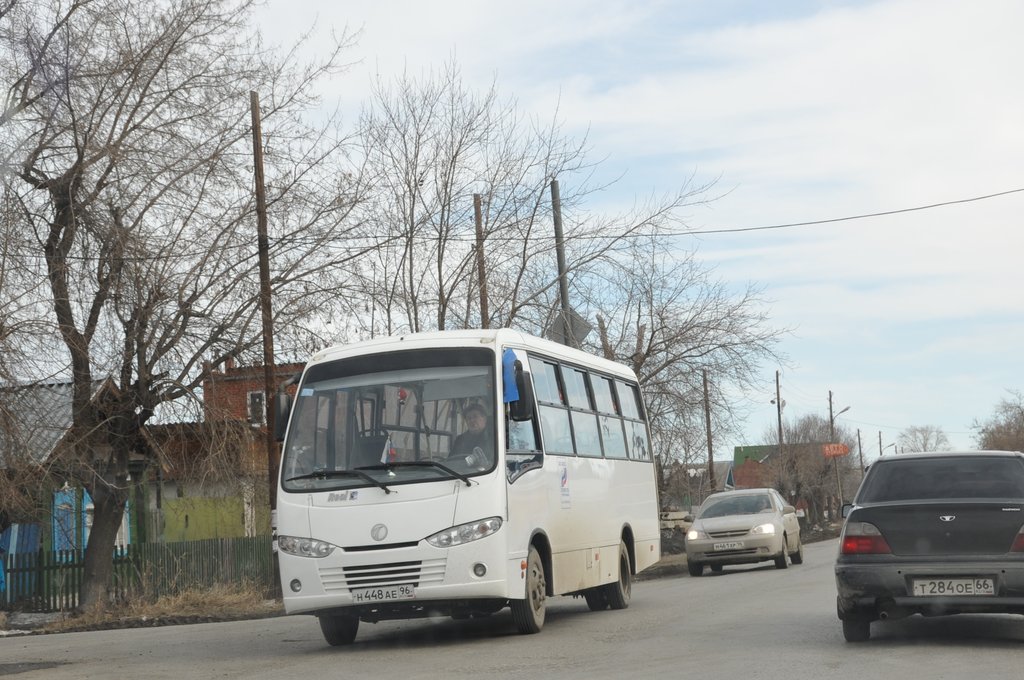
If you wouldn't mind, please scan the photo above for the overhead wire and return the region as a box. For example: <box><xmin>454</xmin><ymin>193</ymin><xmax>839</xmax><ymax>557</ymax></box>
<box><xmin>8</xmin><ymin>185</ymin><xmax>1024</xmax><ymax>263</ymax></box>
<box><xmin>686</xmin><ymin>187</ymin><xmax>1024</xmax><ymax>235</ymax></box>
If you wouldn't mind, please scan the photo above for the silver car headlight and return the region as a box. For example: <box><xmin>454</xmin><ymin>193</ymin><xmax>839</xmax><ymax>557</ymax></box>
<box><xmin>751</xmin><ymin>523</ymin><xmax>776</xmax><ymax>535</ymax></box>
<box><xmin>426</xmin><ymin>517</ymin><xmax>502</xmax><ymax>548</ymax></box>
<box><xmin>687</xmin><ymin>528</ymin><xmax>709</xmax><ymax>541</ymax></box>
<box><xmin>278</xmin><ymin>535</ymin><xmax>336</xmax><ymax>558</ymax></box>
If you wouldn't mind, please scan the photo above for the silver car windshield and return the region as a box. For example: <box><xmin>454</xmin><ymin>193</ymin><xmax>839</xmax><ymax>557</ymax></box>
<box><xmin>281</xmin><ymin>348</ymin><xmax>496</xmax><ymax>492</ymax></box>
<box><xmin>698</xmin><ymin>494</ymin><xmax>773</xmax><ymax>519</ymax></box>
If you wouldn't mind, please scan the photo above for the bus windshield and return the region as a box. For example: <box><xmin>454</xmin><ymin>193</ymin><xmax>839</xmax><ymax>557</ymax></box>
<box><xmin>281</xmin><ymin>347</ymin><xmax>497</xmax><ymax>492</ymax></box>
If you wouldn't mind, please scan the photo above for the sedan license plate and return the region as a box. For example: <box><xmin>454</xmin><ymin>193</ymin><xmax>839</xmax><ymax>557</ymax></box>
<box><xmin>911</xmin><ymin>578</ymin><xmax>994</xmax><ymax>597</ymax></box>
<box><xmin>712</xmin><ymin>541</ymin><xmax>744</xmax><ymax>551</ymax></box>
<box><xmin>351</xmin><ymin>584</ymin><xmax>415</xmax><ymax>603</ymax></box>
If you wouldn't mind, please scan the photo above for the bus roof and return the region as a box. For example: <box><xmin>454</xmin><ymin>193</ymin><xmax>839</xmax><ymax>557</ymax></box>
<box><xmin>305</xmin><ymin>328</ymin><xmax>640</xmax><ymax>381</ymax></box>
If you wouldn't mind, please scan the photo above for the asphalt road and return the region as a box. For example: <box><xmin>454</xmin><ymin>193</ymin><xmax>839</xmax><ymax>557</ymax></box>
<box><xmin>2</xmin><ymin>539</ymin><xmax>1023</xmax><ymax>680</ymax></box>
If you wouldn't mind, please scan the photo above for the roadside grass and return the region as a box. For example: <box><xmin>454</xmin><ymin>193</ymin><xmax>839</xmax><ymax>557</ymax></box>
<box><xmin>41</xmin><ymin>583</ymin><xmax>282</xmax><ymax>633</ymax></box>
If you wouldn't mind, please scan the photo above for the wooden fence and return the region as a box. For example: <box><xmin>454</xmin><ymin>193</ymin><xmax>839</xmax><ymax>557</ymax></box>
<box><xmin>0</xmin><ymin>535</ymin><xmax>275</xmax><ymax>613</ymax></box>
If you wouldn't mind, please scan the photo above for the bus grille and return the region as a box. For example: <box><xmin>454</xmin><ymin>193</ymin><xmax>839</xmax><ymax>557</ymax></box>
<box><xmin>319</xmin><ymin>558</ymin><xmax>447</xmax><ymax>592</ymax></box>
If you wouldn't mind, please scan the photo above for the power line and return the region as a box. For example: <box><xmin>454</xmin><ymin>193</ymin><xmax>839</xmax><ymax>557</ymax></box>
<box><xmin>9</xmin><ymin>186</ymin><xmax>1024</xmax><ymax>264</ymax></box>
<box><xmin>687</xmin><ymin>187</ymin><xmax>1024</xmax><ymax>236</ymax></box>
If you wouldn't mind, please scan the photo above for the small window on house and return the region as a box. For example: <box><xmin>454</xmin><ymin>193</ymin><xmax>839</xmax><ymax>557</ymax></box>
<box><xmin>248</xmin><ymin>391</ymin><xmax>266</xmax><ymax>426</ymax></box>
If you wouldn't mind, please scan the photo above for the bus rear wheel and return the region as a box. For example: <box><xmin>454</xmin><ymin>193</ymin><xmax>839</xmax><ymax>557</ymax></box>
<box><xmin>601</xmin><ymin>541</ymin><xmax>631</xmax><ymax>610</ymax></box>
<box><xmin>318</xmin><ymin>612</ymin><xmax>359</xmax><ymax>646</ymax></box>
<box><xmin>511</xmin><ymin>546</ymin><xmax>546</xmax><ymax>634</ymax></box>
<box><xmin>583</xmin><ymin>588</ymin><xmax>608</xmax><ymax>611</ymax></box>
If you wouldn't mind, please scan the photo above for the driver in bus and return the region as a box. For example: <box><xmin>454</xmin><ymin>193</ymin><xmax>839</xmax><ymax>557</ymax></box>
<box><xmin>450</xmin><ymin>403</ymin><xmax>492</xmax><ymax>466</ymax></box>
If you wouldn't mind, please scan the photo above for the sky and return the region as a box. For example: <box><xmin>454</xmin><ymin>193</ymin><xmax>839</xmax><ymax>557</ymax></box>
<box><xmin>253</xmin><ymin>0</ymin><xmax>1024</xmax><ymax>462</ymax></box>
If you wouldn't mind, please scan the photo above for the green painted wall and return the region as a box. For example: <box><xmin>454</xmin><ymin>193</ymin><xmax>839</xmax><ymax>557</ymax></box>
<box><xmin>161</xmin><ymin>496</ymin><xmax>272</xmax><ymax>542</ymax></box>
<box><xmin>162</xmin><ymin>497</ymin><xmax>245</xmax><ymax>542</ymax></box>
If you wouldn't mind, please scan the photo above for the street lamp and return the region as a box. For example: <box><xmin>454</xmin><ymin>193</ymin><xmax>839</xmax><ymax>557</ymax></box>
<box><xmin>829</xmin><ymin>406</ymin><xmax>850</xmax><ymax>441</ymax></box>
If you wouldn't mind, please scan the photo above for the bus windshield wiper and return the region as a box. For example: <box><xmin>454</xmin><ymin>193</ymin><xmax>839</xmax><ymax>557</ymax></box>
<box><xmin>286</xmin><ymin>469</ymin><xmax>392</xmax><ymax>494</ymax></box>
<box><xmin>358</xmin><ymin>461</ymin><xmax>473</xmax><ymax>487</ymax></box>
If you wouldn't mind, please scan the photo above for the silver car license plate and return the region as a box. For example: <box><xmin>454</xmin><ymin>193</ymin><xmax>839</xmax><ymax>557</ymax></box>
<box><xmin>911</xmin><ymin>578</ymin><xmax>994</xmax><ymax>596</ymax></box>
<box><xmin>351</xmin><ymin>584</ymin><xmax>416</xmax><ymax>603</ymax></box>
<box><xmin>712</xmin><ymin>541</ymin><xmax>744</xmax><ymax>551</ymax></box>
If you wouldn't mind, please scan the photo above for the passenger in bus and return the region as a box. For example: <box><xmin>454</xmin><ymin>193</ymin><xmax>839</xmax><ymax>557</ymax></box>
<box><xmin>450</xmin><ymin>403</ymin><xmax>492</xmax><ymax>466</ymax></box>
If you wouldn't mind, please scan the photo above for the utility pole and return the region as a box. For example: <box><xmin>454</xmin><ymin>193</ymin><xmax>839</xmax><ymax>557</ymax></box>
<box><xmin>703</xmin><ymin>370</ymin><xmax>716</xmax><ymax>491</ymax></box>
<box><xmin>251</xmin><ymin>91</ymin><xmax>281</xmax><ymax>596</ymax></box>
<box><xmin>878</xmin><ymin>430</ymin><xmax>882</xmax><ymax>456</ymax></box>
<box><xmin>250</xmin><ymin>91</ymin><xmax>277</xmax><ymax>511</ymax></box>
<box><xmin>473</xmin><ymin>193</ymin><xmax>489</xmax><ymax>329</ymax></box>
<box><xmin>829</xmin><ymin>390</ymin><xmax>843</xmax><ymax>503</ymax></box>
<box><xmin>857</xmin><ymin>429</ymin><xmax>865</xmax><ymax>478</ymax></box>
<box><xmin>550</xmin><ymin>179</ymin><xmax>573</xmax><ymax>347</ymax></box>
<box><xmin>774</xmin><ymin>370</ymin><xmax>784</xmax><ymax>452</ymax></box>
<box><xmin>773</xmin><ymin>370</ymin><xmax>787</xmax><ymax>498</ymax></box>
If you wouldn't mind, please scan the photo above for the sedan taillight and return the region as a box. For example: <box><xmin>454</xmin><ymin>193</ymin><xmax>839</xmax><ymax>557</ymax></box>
<box><xmin>840</xmin><ymin>521</ymin><xmax>892</xmax><ymax>555</ymax></box>
<box><xmin>1011</xmin><ymin>528</ymin><xmax>1024</xmax><ymax>553</ymax></box>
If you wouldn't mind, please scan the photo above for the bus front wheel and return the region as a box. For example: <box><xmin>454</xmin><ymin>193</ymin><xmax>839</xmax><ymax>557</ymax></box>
<box><xmin>319</xmin><ymin>612</ymin><xmax>359</xmax><ymax>646</ymax></box>
<box><xmin>511</xmin><ymin>546</ymin><xmax>546</xmax><ymax>634</ymax></box>
<box><xmin>601</xmin><ymin>541</ymin><xmax>631</xmax><ymax>610</ymax></box>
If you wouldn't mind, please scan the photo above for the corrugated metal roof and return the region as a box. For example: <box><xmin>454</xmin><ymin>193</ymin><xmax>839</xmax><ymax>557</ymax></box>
<box><xmin>0</xmin><ymin>380</ymin><xmax>109</xmax><ymax>467</ymax></box>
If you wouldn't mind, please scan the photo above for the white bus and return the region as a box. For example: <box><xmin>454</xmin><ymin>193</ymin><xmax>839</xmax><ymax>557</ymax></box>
<box><xmin>274</xmin><ymin>329</ymin><xmax>660</xmax><ymax>645</ymax></box>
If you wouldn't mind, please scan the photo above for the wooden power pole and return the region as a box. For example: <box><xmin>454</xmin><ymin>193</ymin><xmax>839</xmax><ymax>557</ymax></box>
<box><xmin>549</xmin><ymin>179</ymin><xmax>573</xmax><ymax>346</ymax></box>
<box><xmin>473</xmin><ymin>193</ymin><xmax>489</xmax><ymax>328</ymax></box>
<box><xmin>703</xmin><ymin>369</ymin><xmax>716</xmax><ymax>491</ymax></box>
<box><xmin>250</xmin><ymin>91</ymin><xmax>278</xmax><ymax>512</ymax></box>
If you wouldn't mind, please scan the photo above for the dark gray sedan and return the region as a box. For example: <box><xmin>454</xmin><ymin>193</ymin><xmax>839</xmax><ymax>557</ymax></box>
<box><xmin>835</xmin><ymin>451</ymin><xmax>1024</xmax><ymax>642</ymax></box>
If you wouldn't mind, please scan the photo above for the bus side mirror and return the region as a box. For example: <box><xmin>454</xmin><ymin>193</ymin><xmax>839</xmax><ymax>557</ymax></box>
<box><xmin>274</xmin><ymin>392</ymin><xmax>293</xmax><ymax>442</ymax></box>
<box><xmin>508</xmin><ymin>361</ymin><xmax>535</xmax><ymax>422</ymax></box>
<box><xmin>273</xmin><ymin>371</ymin><xmax>302</xmax><ymax>442</ymax></box>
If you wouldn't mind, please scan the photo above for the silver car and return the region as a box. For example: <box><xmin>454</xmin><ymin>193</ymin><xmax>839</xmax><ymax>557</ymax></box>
<box><xmin>685</xmin><ymin>488</ymin><xmax>803</xmax><ymax>576</ymax></box>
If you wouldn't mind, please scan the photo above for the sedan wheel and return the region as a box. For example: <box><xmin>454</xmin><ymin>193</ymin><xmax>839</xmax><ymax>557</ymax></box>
<box><xmin>842</xmin><ymin>616</ymin><xmax>871</xmax><ymax>642</ymax></box>
<box><xmin>774</xmin><ymin>536</ymin><xmax>789</xmax><ymax>569</ymax></box>
<box><xmin>790</xmin><ymin>537</ymin><xmax>804</xmax><ymax>565</ymax></box>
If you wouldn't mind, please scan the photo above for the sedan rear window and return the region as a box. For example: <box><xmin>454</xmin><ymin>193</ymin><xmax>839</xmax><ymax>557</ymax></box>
<box><xmin>857</xmin><ymin>456</ymin><xmax>1024</xmax><ymax>502</ymax></box>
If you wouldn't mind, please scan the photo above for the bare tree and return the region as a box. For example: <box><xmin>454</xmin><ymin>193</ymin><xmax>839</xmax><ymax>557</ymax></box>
<box><xmin>762</xmin><ymin>415</ymin><xmax>857</xmax><ymax>526</ymax></box>
<box><xmin>0</xmin><ymin>0</ymin><xmax>366</xmax><ymax>611</ymax></box>
<box><xmin>348</xmin><ymin>62</ymin><xmax>718</xmax><ymax>339</ymax></box>
<box><xmin>973</xmin><ymin>390</ymin><xmax>1024</xmax><ymax>451</ymax></box>
<box><xmin>897</xmin><ymin>425</ymin><xmax>950</xmax><ymax>452</ymax></box>
<box><xmin>576</xmin><ymin>236</ymin><xmax>787</xmax><ymax>470</ymax></box>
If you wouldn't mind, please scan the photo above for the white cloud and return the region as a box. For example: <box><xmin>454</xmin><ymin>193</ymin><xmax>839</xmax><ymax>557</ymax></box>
<box><xmin>252</xmin><ymin>0</ymin><xmax>1024</xmax><ymax>454</ymax></box>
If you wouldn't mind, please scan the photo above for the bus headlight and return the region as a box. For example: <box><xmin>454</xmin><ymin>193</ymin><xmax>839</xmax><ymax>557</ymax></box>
<box><xmin>278</xmin><ymin>535</ymin><xmax>336</xmax><ymax>558</ymax></box>
<box><xmin>426</xmin><ymin>517</ymin><xmax>502</xmax><ymax>548</ymax></box>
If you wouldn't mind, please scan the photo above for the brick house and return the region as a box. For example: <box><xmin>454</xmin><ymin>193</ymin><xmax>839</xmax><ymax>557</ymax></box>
<box><xmin>145</xmin><ymin>359</ymin><xmax>305</xmax><ymax>542</ymax></box>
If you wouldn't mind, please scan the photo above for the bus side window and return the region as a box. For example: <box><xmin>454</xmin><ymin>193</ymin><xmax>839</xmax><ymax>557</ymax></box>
<box><xmin>508</xmin><ymin>418</ymin><xmax>538</xmax><ymax>452</ymax></box>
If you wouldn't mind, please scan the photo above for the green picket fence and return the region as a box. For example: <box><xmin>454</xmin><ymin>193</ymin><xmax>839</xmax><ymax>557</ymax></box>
<box><xmin>1</xmin><ymin>535</ymin><xmax>275</xmax><ymax>613</ymax></box>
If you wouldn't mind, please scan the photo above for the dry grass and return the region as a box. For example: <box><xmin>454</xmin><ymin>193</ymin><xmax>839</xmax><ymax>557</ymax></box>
<box><xmin>41</xmin><ymin>583</ymin><xmax>282</xmax><ymax>633</ymax></box>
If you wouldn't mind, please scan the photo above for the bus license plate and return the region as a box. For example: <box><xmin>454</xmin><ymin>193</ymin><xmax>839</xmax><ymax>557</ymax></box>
<box><xmin>911</xmin><ymin>578</ymin><xmax>994</xmax><ymax>596</ymax></box>
<box><xmin>713</xmin><ymin>541</ymin><xmax>744</xmax><ymax>551</ymax></box>
<box><xmin>351</xmin><ymin>584</ymin><xmax>416</xmax><ymax>603</ymax></box>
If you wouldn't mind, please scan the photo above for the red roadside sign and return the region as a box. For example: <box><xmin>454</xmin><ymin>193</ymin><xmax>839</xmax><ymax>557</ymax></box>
<box><xmin>822</xmin><ymin>443</ymin><xmax>850</xmax><ymax>458</ymax></box>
